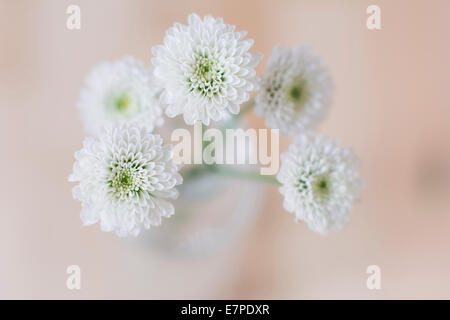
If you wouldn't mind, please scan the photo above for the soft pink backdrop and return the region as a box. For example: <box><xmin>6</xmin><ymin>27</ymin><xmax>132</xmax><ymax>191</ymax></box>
<box><xmin>1</xmin><ymin>0</ymin><xmax>450</xmax><ymax>298</ymax></box>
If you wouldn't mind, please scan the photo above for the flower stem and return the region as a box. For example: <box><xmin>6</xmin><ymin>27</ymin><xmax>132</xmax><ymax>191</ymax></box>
<box><xmin>211</xmin><ymin>166</ymin><xmax>280</xmax><ymax>185</ymax></box>
<box><xmin>231</xmin><ymin>99</ymin><xmax>255</xmax><ymax>122</ymax></box>
<box><xmin>181</xmin><ymin>98</ymin><xmax>260</xmax><ymax>183</ymax></box>
<box><xmin>238</xmin><ymin>99</ymin><xmax>256</xmax><ymax>117</ymax></box>
<box><xmin>180</xmin><ymin>164</ymin><xmax>216</xmax><ymax>181</ymax></box>
<box><xmin>182</xmin><ymin>164</ymin><xmax>280</xmax><ymax>185</ymax></box>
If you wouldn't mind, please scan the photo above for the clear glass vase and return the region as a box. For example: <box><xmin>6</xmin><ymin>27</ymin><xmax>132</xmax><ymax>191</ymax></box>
<box><xmin>129</xmin><ymin>117</ymin><xmax>266</xmax><ymax>256</ymax></box>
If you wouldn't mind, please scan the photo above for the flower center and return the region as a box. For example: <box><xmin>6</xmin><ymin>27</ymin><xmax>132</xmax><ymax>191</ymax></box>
<box><xmin>109</xmin><ymin>164</ymin><xmax>145</xmax><ymax>199</ymax></box>
<box><xmin>286</xmin><ymin>77</ymin><xmax>309</xmax><ymax>109</ymax></box>
<box><xmin>188</xmin><ymin>53</ymin><xmax>225</xmax><ymax>97</ymax></box>
<box><xmin>115</xmin><ymin>93</ymin><xmax>131</xmax><ymax>111</ymax></box>
<box><xmin>105</xmin><ymin>89</ymin><xmax>139</xmax><ymax>120</ymax></box>
<box><xmin>312</xmin><ymin>175</ymin><xmax>331</xmax><ymax>202</ymax></box>
<box><xmin>197</xmin><ymin>58</ymin><xmax>213</xmax><ymax>79</ymax></box>
<box><xmin>289</xmin><ymin>86</ymin><xmax>302</xmax><ymax>101</ymax></box>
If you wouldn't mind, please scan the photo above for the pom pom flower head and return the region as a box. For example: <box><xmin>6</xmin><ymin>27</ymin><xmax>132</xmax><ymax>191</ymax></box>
<box><xmin>255</xmin><ymin>46</ymin><xmax>333</xmax><ymax>136</ymax></box>
<box><xmin>78</xmin><ymin>56</ymin><xmax>164</xmax><ymax>136</ymax></box>
<box><xmin>152</xmin><ymin>13</ymin><xmax>263</xmax><ymax>125</ymax></box>
<box><xmin>277</xmin><ymin>134</ymin><xmax>364</xmax><ymax>234</ymax></box>
<box><xmin>69</xmin><ymin>124</ymin><xmax>182</xmax><ymax>237</ymax></box>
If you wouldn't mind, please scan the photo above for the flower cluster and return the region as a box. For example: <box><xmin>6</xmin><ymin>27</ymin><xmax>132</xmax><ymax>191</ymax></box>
<box><xmin>69</xmin><ymin>13</ymin><xmax>364</xmax><ymax>238</ymax></box>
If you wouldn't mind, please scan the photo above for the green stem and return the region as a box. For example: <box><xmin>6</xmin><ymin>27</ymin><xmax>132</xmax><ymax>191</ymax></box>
<box><xmin>211</xmin><ymin>166</ymin><xmax>280</xmax><ymax>185</ymax></box>
<box><xmin>182</xmin><ymin>164</ymin><xmax>280</xmax><ymax>185</ymax></box>
<box><xmin>181</xmin><ymin>98</ymin><xmax>259</xmax><ymax>183</ymax></box>
<box><xmin>180</xmin><ymin>164</ymin><xmax>215</xmax><ymax>181</ymax></box>
<box><xmin>237</xmin><ymin>99</ymin><xmax>255</xmax><ymax>118</ymax></box>
<box><xmin>227</xmin><ymin>99</ymin><xmax>255</xmax><ymax>126</ymax></box>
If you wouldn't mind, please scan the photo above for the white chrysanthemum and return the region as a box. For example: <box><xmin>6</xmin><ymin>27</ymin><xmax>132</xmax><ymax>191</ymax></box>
<box><xmin>277</xmin><ymin>134</ymin><xmax>364</xmax><ymax>234</ymax></box>
<box><xmin>69</xmin><ymin>124</ymin><xmax>182</xmax><ymax>237</ymax></box>
<box><xmin>152</xmin><ymin>13</ymin><xmax>263</xmax><ymax>125</ymax></box>
<box><xmin>255</xmin><ymin>46</ymin><xmax>332</xmax><ymax>136</ymax></box>
<box><xmin>78</xmin><ymin>56</ymin><xmax>164</xmax><ymax>136</ymax></box>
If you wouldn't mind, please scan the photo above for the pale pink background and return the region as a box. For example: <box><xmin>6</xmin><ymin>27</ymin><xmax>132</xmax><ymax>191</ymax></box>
<box><xmin>1</xmin><ymin>0</ymin><xmax>450</xmax><ymax>299</ymax></box>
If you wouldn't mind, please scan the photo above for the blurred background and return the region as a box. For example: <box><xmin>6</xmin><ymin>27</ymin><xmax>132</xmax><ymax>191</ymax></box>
<box><xmin>1</xmin><ymin>0</ymin><xmax>450</xmax><ymax>299</ymax></box>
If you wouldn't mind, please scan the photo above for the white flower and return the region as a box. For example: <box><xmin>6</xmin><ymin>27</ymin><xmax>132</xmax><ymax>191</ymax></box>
<box><xmin>78</xmin><ymin>56</ymin><xmax>164</xmax><ymax>136</ymax></box>
<box><xmin>69</xmin><ymin>124</ymin><xmax>182</xmax><ymax>237</ymax></box>
<box><xmin>277</xmin><ymin>134</ymin><xmax>364</xmax><ymax>234</ymax></box>
<box><xmin>152</xmin><ymin>13</ymin><xmax>263</xmax><ymax>125</ymax></box>
<box><xmin>255</xmin><ymin>46</ymin><xmax>332</xmax><ymax>136</ymax></box>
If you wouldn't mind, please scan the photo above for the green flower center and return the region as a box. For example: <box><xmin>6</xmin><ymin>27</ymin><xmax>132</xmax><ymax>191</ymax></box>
<box><xmin>286</xmin><ymin>77</ymin><xmax>309</xmax><ymax>109</ymax></box>
<box><xmin>108</xmin><ymin>165</ymin><xmax>145</xmax><ymax>199</ymax></box>
<box><xmin>289</xmin><ymin>86</ymin><xmax>302</xmax><ymax>101</ymax></box>
<box><xmin>115</xmin><ymin>93</ymin><xmax>131</xmax><ymax>111</ymax></box>
<box><xmin>197</xmin><ymin>58</ymin><xmax>213</xmax><ymax>77</ymax></box>
<box><xmin>297</xmin><ymin>173</ymin><xmax>332</xmax><ymax>203</ymax></box>
<box><xmin>312</xmin><ymin>175</ymin><xmax>331</xmax><ymax>201</ymax></box>
<box><xmin>188</xmin><ymin>53</ymin><xmax>225</xmax><ymax>97</ymax></box>
<box><xmin>105</xmin><ymin>89</ymin><xmax>139</xmax><ymax>120</ymax></box>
